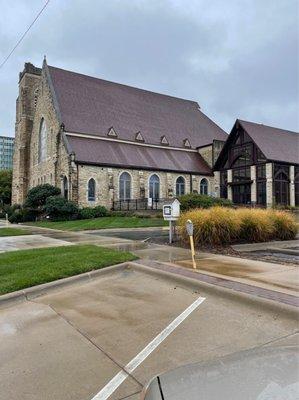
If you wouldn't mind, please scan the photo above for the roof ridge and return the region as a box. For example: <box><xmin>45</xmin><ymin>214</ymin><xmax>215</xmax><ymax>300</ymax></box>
<box><xmin>48</xmin><ymin>65</ymin><xmax>200</xmax><ymax>106</ymax></box>
<box><xmin>238</xmin><ymin>119</ymin><xmax>299</xmax><ymax>135</ymax></box>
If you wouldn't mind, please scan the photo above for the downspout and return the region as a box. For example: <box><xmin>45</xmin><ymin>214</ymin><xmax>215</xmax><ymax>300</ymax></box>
<box><xmin>190</xmin><ymin>173</ymin><xmax>193</xmax><ymax>193</ymax></box>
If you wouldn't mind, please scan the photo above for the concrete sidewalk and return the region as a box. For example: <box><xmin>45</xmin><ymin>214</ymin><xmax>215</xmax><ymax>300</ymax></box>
<box><xmin>2</xmin><ymin>222</ymin><xmax>298</xmax><ymax>298</ymax></box>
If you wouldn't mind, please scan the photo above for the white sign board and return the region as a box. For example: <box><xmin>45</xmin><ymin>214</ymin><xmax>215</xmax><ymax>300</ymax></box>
<box><xmin>163</xmin><ymin>199</ymin><xmax>181</xmax><ymax>221</ymax></box>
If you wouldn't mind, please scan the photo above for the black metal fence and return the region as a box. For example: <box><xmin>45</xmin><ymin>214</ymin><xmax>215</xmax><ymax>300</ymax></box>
<box><xmin>112</xmin><ymin>198</ymin><xmax>169</xmax><ymax>211</ymax></box>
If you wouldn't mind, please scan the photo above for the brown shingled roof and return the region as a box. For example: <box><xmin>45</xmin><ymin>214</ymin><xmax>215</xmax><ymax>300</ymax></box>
<box><xmin>67</xmin><ymin>135</ymin><xmax>212</xmax><ymax>174</ymax></box>
<box><xmin>239</xmin><ymin>120</ymin><xmax>299</xmax><ymax>164</ymax></box>
<box><xmin>48</xmin><ymin>65</ymin><xmax>227</xmax><ymax>148</ymax></box>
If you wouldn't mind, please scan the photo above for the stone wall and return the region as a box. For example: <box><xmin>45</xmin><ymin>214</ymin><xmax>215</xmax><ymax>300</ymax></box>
<box><xmin>12</xmin><ymin>64</ymin><xmax>41</xmax><ymax>204</ymax></box>
<box><xmin>77</xmin><ymin>164</ymin><xmax>214</xmax><ymax>208</ymax></box>
<box><xmin>198</xmin><ymin>145</ymin><xmax>213</xmax><ymax>167</ymax></box>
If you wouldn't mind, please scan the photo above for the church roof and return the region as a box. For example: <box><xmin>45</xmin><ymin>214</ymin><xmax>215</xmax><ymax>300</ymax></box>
<box><xmin>48</xmin><ymin>65</ymin><xmax>227</xmax><ymax>148</ymax></box>
<box><xmin>66</xmin><ymin>134</ymin><xmax>212</xmax><ymax>175</ymax></box>
<box><xmin>238</xmin><ymin>120</ymin><xmax>299</xmax><ymax>164</ymax></box>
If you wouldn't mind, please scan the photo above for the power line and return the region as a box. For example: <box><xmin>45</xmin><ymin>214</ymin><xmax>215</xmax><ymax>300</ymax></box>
<box><xmin>0</xmin><ymin>0</ymin><xmax>50</xmax><ymax>70</ymax></box>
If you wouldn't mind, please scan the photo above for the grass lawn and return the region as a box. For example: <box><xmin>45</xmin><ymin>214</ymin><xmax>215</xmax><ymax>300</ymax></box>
<box><xmin>26</xmin><ymin>216</ymin><xmax>167</xmax><ymax>231</ymax></box>
<box><xmin>0</xmin><ymin>227</ymin><xmax>31</xmax><ymax>237</ymax></box>
<box><xmin>0</xmin><ymin>244</ymin><xmax>137</xmax><ymax>295</ymax></box>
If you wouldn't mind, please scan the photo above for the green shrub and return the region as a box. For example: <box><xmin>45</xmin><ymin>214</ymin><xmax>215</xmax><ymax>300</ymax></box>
<box><xmin>43</xmin><ymin>196</ymin><xmax>79</xmax><ymax>221</ymax></box>
<box><xmin>0</xmin><ymin>203</ymin><xmax>21</xmax><ymax>218</ymax></box>
<box><xmin>24</xmin><ymin>184</ymin><xmax>61</xmax><ymax>208</ymax></box>
<box><xmin>79</xmin><ymin>207</ymin><xmax>96</xmax><ymax>219</ymax></box>
<box><xmin>79</xmin><ymin>206</ymin><xmax>108</xmax><ymax>219</ymax></box>
<box><xmin>93</xmin><ymin>205</ymin><xmax>108</xmax><ymax>217</ymax></box>
<box><xmin>8</xmin><ymin>208</ymin><xmax>38</xmax><ymax>224</ymax></box>
<box><xmin>178</xmin><ymin>193</ymin><xmax>233</xmax><ymax>211</ymax></box>
<box><xmin>179</xmin><ymin>207</ymin><xmax>297</xmax><ymax>246</ymax></box>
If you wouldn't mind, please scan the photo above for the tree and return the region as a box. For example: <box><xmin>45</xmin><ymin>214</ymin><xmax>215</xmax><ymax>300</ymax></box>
<box><xmin>0</xmin><ymin>169</ymin><xmax>12</xmax><ymax>205</ymax></box>
<box><xmin>24</xmin><ymin>184</ymin><xmax>61</xmax><ymax>208</ymax></box>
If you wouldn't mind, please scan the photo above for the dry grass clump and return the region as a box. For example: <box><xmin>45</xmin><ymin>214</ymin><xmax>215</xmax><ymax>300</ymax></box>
<box><xmin>179</xmin><ymin>206</ymin><xmax>297</xmax><ymax>246</ymax></box>
<box><xmin>238</xmin><ymin>208</ymin><xmax>274</xmax><ymax>242</ymax></box>
<box><xmin>179</xmin><ymin>206</ymin><xmax>240</xmax><ymax>246</ymax></box>
<box><xmin>270</xmin><ymin>210</ymin><xmax>297</xmax><ymax>240</ymax></box>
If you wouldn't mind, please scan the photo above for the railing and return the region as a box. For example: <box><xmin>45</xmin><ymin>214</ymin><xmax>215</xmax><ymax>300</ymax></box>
<box><xmin>112</xmin><ymin>198</ymin><xmax>170</xmax><ymax>211</ymax></box>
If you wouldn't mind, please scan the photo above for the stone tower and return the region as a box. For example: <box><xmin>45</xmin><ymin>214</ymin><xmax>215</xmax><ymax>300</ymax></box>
<box><xmin>12</xmin><ymin>63</ymin><xmax>41</xmax><ymax>204</ymax></box>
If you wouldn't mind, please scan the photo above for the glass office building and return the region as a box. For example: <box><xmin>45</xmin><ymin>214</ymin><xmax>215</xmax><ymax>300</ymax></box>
<box><xmin>0</xmin><ymin>136</ymin><xmax>14</xmax><ymax>170</ymax></box>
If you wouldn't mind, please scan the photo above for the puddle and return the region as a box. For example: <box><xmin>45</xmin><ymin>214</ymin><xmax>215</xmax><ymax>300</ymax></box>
<box><xmin>89</xmin><ymin>229</ymin><xmax>168</xmax><ymax>241</ymax></box>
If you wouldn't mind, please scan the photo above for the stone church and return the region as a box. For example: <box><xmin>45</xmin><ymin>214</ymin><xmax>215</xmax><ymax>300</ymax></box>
<box><xmin>12</xmin><ymin>59</ymin><xmax>298</xmax><ymax>209</ymax></box>
<box><xmin>12</xmin><ymin>59</ymin><xmax>227</xmax><ymax>209</ymax></box>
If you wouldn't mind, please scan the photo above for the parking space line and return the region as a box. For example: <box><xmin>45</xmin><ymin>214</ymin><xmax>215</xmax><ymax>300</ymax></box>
<box><xmin>90</xmin><ymin>296</ymin><xmax>206</xmax><ymax>400</ymax></box>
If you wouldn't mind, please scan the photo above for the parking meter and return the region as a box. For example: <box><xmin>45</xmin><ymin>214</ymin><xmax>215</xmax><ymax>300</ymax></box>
<box><xmin>186</xmin><ymin>219</ymin><xmax>196</xmax><ymax>269</ymax></box>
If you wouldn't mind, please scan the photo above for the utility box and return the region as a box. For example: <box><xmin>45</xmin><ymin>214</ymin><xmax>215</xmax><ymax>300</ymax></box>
<box><xmin>163</xmin><ymin>198</ymin><xmax>181</xmax><ymax>221</ymax></box>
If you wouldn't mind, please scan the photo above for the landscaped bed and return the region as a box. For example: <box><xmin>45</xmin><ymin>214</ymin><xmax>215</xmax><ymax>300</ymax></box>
<box><xmin>25</xmin><ymin>216</ymin><xmax>167</xmax><ymax>231</ymax></box>
<box><xmin>0</xmin><ymin>227</ymin><xmax>31</xmax><ymax>237</ymax></box>
<box><xmin>179</xmin><ymin>207</ymin><xmax>297</xmax><ymax>246</ymax></box>
<box><xmin>0</xmin><ymin>244</ymin><xmax>137</xmax><ymax>295</ymax></box>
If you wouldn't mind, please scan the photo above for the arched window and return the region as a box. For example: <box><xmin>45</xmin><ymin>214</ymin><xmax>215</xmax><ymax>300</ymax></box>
<box><xmin>119</xmin><ymin>172</ymin><xmax>131</xmax><ymax>200</ymax></box>
<box><xmin>176</xmin><ymin>176</ymin><xmax>185</xmax><ymax>196</ymax></box>
<box><xmin>63</xmin><ymin>176</ymin><xmax>68</xmax><ymax>199</ymax></box>
<box><xmin>149</xmin><ymin>174</ymin><xmax>160</xmax><ymax>200</ymax></box>
<box><xmin>88</xmin><ymin>178</ymin><xmax>96</xmax><ymax>201</ymax></box>
<box><xmin>200</xmin><ymin>178</ymin><xmax>209</xmax><ymax>195</ymax></box>
<box><xmin>38</xmin><ymin>118</ymin><xmax>47</xmax><ymax>163</ymax></box>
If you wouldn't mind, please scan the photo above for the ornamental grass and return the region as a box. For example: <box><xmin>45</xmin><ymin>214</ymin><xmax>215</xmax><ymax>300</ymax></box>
<box><xmin>178</xmin><ymin>206</ymin><xmax>297</xmax><ymax>246</ymax></box>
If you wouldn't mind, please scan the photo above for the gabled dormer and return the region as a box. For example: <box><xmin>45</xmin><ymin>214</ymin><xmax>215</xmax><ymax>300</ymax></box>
<box><xmin>161</xmin><ymin>135</ymin><xmax>169</xmax><ymax>146</ymax></box>
<box><xmin>183</xmin><ymin>138</ymin><xmax>191</xmax><ymax>148</ymax></box>
<box><xmin>135</xmin><ymin>131</ymin><xmax>144</xmax><ymax>142</ymax></box>
<box><xmin>108</xmin><ymin>127</ymin><xmax>118</xmax><ymax>137</ymax></box>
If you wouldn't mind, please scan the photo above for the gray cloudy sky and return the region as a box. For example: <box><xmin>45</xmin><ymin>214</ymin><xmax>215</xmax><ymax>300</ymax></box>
<box><xmin>0</xmin><ymin>0</ymin><xmax>298</xmax><ymax>137</ymax></box>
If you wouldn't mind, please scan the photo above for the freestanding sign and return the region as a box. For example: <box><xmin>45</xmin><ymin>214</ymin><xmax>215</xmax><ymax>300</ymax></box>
<box><xmin>163</xmin><ymin>199</ymin><xmax>180</xmax><ymax>243</ymax></box>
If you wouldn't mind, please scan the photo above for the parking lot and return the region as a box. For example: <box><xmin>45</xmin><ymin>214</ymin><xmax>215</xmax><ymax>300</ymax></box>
<box><xmin>0</xmin><ymin>263</ymin><xmax>297</xmax><ymax>400</ymax></box>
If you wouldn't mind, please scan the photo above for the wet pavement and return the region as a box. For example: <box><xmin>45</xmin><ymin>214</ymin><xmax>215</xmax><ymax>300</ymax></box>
<box><xmin>0</xmin><ymin>266</ymin><xmax>297</xmax><ymax>400</ymax></box>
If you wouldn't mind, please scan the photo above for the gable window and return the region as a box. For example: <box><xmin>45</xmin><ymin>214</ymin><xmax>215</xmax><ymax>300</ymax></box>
<box><xmin>161</xmin><ymin>135</ymin><xmax>169</xmax><ymax>145</ymax></box>
<box><xmin>149</xmin><ymin>174</ymin><xmax>160</xmax><ymax>200</ymax></box>
<box><xmin>119</xmin><ymin>172</ymin><xmax>131</xmax><ymax>200</ymax></box>
<box><xmin>200</xmin><ymin>178</ymin><xmax>209</xmax><ymax>195</ymax></box>
<box><xmin>274</xmin><ymin>164</ymin><xmax>290</xmax><ymax>206</ymax></box>
<box><xmin>88</xmin><ymin>178</ymin><xmax>96</xmax><ymax>202</ymax></box>
<box><xmin>183</xmin><ymin>139</ymin><xmax>191</xmax><ymax>148</ymax></box>
<box><xmin>38</xmin><ymin>118</ymin><xmax>47</xmax><ymax>163</ymax></box>
<box><xmin>135</xmin><ymin>131</ymin><xmax>144</xmax><ymax>142</ymax></box>
<box><xmin>108</xmin><ymin>127</ymin><xmax>117</xmax><ymax>137</ymax></box>
<box><xmin>176</xmin><ymin>176</ymin><xmax>185</xmax><ymax>196</ymax></box>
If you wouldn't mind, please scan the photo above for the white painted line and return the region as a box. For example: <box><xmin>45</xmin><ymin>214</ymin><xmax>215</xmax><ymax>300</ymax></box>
<box><xmin>91</xmin><ymin>296</ymin><xmax>206</xmax><ymax>400</ymax></box>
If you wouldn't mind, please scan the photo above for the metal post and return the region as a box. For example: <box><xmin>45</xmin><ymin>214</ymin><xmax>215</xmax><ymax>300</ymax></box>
<box><xmin>169</xmin><ymin>220</ymin><xmax>172</xmax><ymax>244</ymax></box>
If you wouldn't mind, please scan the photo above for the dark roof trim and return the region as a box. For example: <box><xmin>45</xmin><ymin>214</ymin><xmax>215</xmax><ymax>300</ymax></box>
<box><xmin>65</xmin><ymin>131</ymin><xmax>199</xmax><ymax>153</ymax></box>
<box><xmin>76</xmin><ymin>160</ymin><xmax>213</xmax><ymax>176</ymax></box>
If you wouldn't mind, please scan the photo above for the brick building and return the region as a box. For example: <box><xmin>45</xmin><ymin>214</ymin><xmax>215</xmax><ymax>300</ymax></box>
<box><xmin>12</xmin><ymin>59</ymin><xmax>227</xmax><ymax>209</ymax></box>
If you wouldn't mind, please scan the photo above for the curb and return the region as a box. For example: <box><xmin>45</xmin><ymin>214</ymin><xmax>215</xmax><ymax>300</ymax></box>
<box><xmin>0</xmin><ymin>262</ymin><xmax>129</xmax><ymax>309</ymax></box>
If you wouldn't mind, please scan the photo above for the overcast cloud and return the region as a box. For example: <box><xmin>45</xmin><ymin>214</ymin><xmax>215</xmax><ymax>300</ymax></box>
<box><xmin>0</xmin><ymin>0</ymin><xmax>298</xmax><ymax>137</ymax></box>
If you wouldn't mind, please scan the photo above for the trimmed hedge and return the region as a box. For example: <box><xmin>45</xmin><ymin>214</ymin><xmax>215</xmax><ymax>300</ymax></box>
<box><xmin>179</xmin><ymin>207</ymin><xmax>297</xmax><ymax>246</ymax></box>
<box><xmin>79</xmin><ymin>205</ymin><xmax>108</xmax><ymax>219</ymax></box>
<box><xmin>178</xmin><ymin>193</ymin><xmax>233</xmax><ymax>211</ymax></box>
